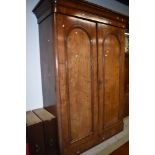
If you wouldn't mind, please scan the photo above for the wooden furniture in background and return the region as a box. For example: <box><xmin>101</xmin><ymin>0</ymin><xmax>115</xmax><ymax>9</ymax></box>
<box><xmin>26</xmin><ymin>109</ymin><xmax>59</xmax><ymax>155</ymax></box>
<box><xmin>33</xmin><ymin>108</ymin><xmax>60</xmax><ymax>155</ymax></box>
<box><xmin>33</xmin><ymin>0</ymin><xmax>128</xmax><ymax>154</ymax></box>
<box><xmin>26</xmin><ymin>111</ymin><xmax>46</xmax><ymax>155</ymax></box>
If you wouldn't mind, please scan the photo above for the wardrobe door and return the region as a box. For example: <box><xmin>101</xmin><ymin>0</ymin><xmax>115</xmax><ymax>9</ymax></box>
<box><xmin>56</xmin><ymin>14</ymin><xmax>98</xmax><ymax>155</ymax></box>
<box><xmin>98</xmin><ymin>23</ymin><xmax>125</xmax><ymax>140</ymax></box>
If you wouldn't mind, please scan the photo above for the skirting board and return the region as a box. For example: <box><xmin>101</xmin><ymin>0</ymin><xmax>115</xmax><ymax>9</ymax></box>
<box><xmin>81</xmin><ymin>116</ymin><xmax>129</xmax><ymax>155</ymax></box>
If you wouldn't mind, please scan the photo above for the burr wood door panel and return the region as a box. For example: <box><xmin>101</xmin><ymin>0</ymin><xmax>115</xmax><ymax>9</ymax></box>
<box><xmin>56</xmin><ymin>14</ymin><xmax>98</xmax><ymax>155</ymax></box>
<box><xmin>98</xmin><ymin>23</ymin><xmax>125</xmax><ymax>138</ymax></box>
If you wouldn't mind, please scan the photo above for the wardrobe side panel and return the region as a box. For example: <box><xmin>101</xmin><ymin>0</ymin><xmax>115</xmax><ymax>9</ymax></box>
<box><xmin>38</xmin><ymin>15</ymin><xmax>56</xmax><ymax>107</ymax></box>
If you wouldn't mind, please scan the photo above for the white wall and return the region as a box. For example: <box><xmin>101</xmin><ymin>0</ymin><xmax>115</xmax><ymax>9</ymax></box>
<box><xmin>87</xmin><ymin>0</ymin><xmax>128</xmax><ymax>16</ymax></box>
<box><xmin>26</xmin><ymin>0</ymin><xmax>42</xmax><ymax>111</ymax></box>
<box><xmin>26</xmin><ymin>0</ymin><xmax>129</xmax><ymax>111</ymax></box>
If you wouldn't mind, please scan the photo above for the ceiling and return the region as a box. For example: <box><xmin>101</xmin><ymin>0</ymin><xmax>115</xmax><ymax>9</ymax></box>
<box><xmin>115</xmin><ymin>0</ymin><xmax>129</xmax><ymax>6</ymax></box>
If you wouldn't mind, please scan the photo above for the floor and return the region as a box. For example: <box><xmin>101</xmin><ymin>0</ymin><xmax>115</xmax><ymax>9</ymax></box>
<box><xmin>82</xmin><ymin>117</ymin><xmax>129</xmax><ymax>155</ymax></box>
<box><xmin>110</xmin><ymin>142</ymin><xmax>129</xmax><ymax>155</ymax></box>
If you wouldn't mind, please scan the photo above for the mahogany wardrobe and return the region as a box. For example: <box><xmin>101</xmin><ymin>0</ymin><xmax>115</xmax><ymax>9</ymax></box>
<box><xmin>33</xmin><ymin>0</ymin><xmax>128</xmax><ymax>155</ymax></box>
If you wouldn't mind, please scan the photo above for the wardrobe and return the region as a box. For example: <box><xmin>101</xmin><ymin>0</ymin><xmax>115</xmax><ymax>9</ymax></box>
<box><xmin>33</xmin><ymin>0</ymin><xmax>128</xmax><ymax>155</ymax></box>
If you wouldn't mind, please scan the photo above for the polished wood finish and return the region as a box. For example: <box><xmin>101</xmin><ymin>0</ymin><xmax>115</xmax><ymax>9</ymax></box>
<box><xmin>33</xmin><ymin>0</ymin><xmax>127</xmax><ymax>155</ymax></box>
<box><xmin>110</xmin><ymin>142</ymin><xmax>129</xmax><ymax>155</ymax></box>
<box><xmin>67</xmin><ymin>29</ymin><xmax>92</xmax><ymax>140</ymax></box>
<box><xmin>98</xmin><ymin>24</ymin><xmax>125</xmax><ymax>140</ymax></box>
<box><xmin>56</xmin><ymin>14</ymin><xmax>98</xmax><ymax>155</ymax></box>
<box><xmin>33</xmin><ymin>0</ymin><xmax>128</xmax><ymax>27</ymax></box>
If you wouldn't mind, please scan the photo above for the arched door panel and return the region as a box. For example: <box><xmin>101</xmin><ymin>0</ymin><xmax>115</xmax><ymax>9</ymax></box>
<box><xmin>98</xmin><ymin>23</ymin><xmax>125</xmax><ymax>140</ymax></box>
<box><xmin>56</xmin><ymin>14</ymin><xmax>98</xmax><ymax>155</ymax></box>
